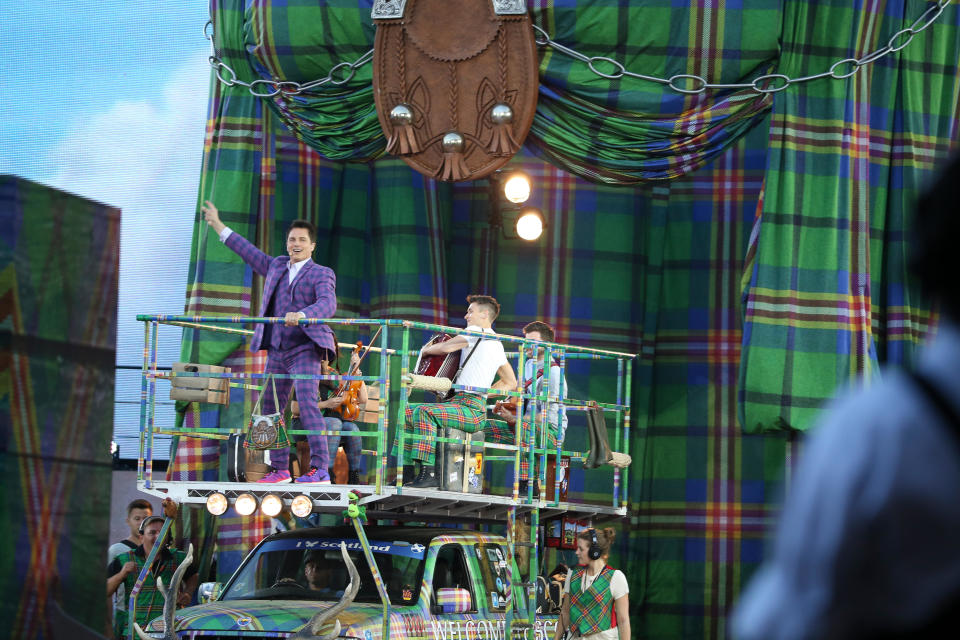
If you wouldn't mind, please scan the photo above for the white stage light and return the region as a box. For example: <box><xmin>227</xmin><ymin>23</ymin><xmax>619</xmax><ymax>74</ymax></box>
<box><xmin>516</xmin><ymin>208</ymin><xmax>544</xmax><ymax>241</ymax></box>
<box><xmin>235</xmin><ymin>493</ymin><xmax>258</xmax><ymax>516</ymax></box>
<box><xmin>261</xmin><ymin>493</ymin><xmax>284</xmax><ymax>517</ymax></box>
<box><xmin>503</xmin><ymin>173</ymin><xmax>531</xmax><ymax>204</ymax></box>
<box><xmin>206</xmin><ymin>492</ymin><xmax>228</xmax><ymax>516</ymax></box>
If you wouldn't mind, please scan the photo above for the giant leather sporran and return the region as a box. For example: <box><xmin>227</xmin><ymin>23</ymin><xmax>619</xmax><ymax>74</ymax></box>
<box><xmin>372</xmin><ymin>0</ymin><xmax>539</xmax><ymax>182</ymax></box>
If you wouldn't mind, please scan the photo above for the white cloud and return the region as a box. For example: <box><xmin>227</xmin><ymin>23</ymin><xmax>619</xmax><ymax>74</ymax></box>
<box><xmin>39</xmin><ymin>49</ymin><xmax>214</xmax><ymax>363</ymax></box>
<box><xmin>43</xmin><ymin>49</ymin><xmax>210</xmax><ymax>217</ymax></box>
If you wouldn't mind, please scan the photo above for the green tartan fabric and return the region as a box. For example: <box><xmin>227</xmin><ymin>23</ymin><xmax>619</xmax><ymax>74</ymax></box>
<box><xmin>738</xmin><ymin>1</ymin><xmax>960</xmax><ymax>433</ymax></box>
<box><xmin>483</xmin><ymin>417</ymin><xmax>559</xmax><ymax>480</ymax></box>
<box><xmin>113</xmin><ymin>548</ymin><xmax>190</xmax><ymax>638</ymax></box>
<box><xmin>2</xmin><ymin>177</ymin><xmax>119</xmax><ymax>638</ymax></box>
<box><xmin>570</xmin><ymin>566</ymin><xmax>616</xmax><ymax>636</ymax></box>
<box><xmin>393</xmin><ymin>394</ymin><xmax>487</xmax><ymax>465</ymax></box>
<box><xmin>529</xmin><ymin>1</ymin><xmax>779</xmax><ymax>183</ymax></box>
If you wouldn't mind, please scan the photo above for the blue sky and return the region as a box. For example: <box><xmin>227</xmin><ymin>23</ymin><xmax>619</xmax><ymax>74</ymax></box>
<box><xmin>3</xmin><ymin>1</ymin><xmax>214</xmax><ymax>457</ymax></box>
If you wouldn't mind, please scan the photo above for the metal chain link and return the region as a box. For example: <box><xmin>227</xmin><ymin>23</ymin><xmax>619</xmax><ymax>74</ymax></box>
<box><xmin>204</xmin><ymin>20</ymin><xmax>374</xmax><ymax>98</ymax></box>
<box><xmin>534</xmin><ymin>0</ymin><xmax>953</xmax><ymax>95</ymax></box>
<box><xmin>204</xmin><ymin>0</ymin><xmax>951</xmax><ymax>99</ymax></box>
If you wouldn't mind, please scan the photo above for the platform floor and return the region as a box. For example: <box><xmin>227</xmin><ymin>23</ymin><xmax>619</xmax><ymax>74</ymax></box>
<box><xmin>139</xmin><ymin>480</ymin><xmax>626</xmax><ymax>524</ymax></box>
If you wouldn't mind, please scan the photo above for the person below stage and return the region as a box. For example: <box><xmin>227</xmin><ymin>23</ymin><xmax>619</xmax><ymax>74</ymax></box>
<box><xmin>555</xmin><ymin>528</ymin><xmax>631</xmax><ymax>640</ymax></box>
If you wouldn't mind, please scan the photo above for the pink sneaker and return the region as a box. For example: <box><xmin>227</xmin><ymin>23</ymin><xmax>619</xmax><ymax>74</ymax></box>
<box><xmin>295</xmin><ymin>467</ymin><xmax>331</xmax><ymax>484</ymax></box>
<box><xmin>257</xmin><ymin>469</ymin><xmax>292</xmax><ymax>484</ymax></box>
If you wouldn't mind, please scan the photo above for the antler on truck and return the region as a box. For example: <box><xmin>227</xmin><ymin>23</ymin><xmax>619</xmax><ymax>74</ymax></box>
<box><xmin>133</xmin><ymin>543</ymin><xmax>194</xmax><ymax>640</ymax></box>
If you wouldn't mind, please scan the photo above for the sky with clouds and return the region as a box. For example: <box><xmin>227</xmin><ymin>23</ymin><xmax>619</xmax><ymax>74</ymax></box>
<box><xmin>2</xmin><ymin>0</ymin><xmax>214</xmax><ymax>456</ymax></box>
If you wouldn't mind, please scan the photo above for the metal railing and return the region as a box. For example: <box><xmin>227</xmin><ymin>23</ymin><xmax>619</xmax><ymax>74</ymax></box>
<box><xmin>135</xmin><ymin>313</ymin><xmax>636</xmax><ymax>640</ymax></box>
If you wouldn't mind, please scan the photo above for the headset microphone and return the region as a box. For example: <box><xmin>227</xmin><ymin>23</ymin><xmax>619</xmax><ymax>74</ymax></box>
<box><xmin>588</xmin><ymin>529</ymin><xmax>602</xmax><ymax>560</ymax></box>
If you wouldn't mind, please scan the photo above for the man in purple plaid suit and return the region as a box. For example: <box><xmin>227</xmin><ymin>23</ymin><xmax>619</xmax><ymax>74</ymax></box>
<box><xmin>203</xmin><ymin>201</ymin><xmax>336</xmax><ymax>484</ymax></box>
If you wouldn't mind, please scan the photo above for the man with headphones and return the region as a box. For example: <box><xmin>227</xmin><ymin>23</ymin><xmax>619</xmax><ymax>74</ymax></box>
<box><xmin>554</xmin><ymin>528</ymin><xmax>631</xmax><ymax>640</ymax></box>
<box><xmin>106</xmin><ymin>498</ymin><xmax>197</xmax><ymax>639</ymax></box>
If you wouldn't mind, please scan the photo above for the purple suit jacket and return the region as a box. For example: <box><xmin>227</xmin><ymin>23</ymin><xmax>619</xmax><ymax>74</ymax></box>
<box><xmin>225</xmin><ymin>232</ymin><xmax>336</xmax><ymax>354</ymax></box>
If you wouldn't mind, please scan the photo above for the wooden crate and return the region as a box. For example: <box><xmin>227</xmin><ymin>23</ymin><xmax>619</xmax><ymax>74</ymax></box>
<box><xmin>169</xmin><ymin>362</ymin><xmax>231</xmax><ymax>405</ymax></box>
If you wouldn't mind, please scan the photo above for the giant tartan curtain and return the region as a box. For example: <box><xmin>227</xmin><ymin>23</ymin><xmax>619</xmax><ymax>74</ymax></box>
<box><xmin>738</xmin><ymin>0</ymin><xmax>960</xmax><ymax>433</ymax></box>
<box><xmin>172</xmin><ymin>0</ymin><xmax>960</xmax><ymax>637</ymax></box>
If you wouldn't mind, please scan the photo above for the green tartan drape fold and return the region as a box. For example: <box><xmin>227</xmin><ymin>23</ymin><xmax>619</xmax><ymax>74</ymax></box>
<box><xmin>738</xmin><ymin>0</ymin><xmax>960</xmax><ymax>433</ymax></box>
<box><xmin>526</xmin><ymin>2</ymin><xmax>780</xmax><ymax>183</ymax></box>
<box><xmin>209</xmin><ymin>0</ymin><xmax>782</xmax><ymax>183</ymax></box>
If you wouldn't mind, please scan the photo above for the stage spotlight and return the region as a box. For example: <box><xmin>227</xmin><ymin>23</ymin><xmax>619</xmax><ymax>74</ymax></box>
<box><xmin>206</xmin><ymin>492</ymin><xmax>228</xmax><ymax>516</ymax></box>
<box><xmin>235</xmin><ymin>493</ymin><xmax>258</xmax><ymax>516</ymax></box>
<box><xmin>261</xmin><ymin>493</ymin><xmax>284</xmax><ymax>517</ymax></box>
<box><xmin>290</xmin><ymin>494</ymin><xmax>313</xmax><ymax>518</ymax></box>
<box><xmin>503</xmin><ymin>172</ymin><xmax>531</xmax><ymax>204</ymax></box>
<box><xmin>516</xmin><ymin>208</ymin><xmax>544</xmax><ymax>241</ymax></box>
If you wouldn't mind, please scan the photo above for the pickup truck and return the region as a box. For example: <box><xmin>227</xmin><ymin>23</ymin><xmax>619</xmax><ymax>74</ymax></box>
<box><xmin>141</xmin><ymin>525</ymin><xmax>559</xmax><ymax>640</ymax></box>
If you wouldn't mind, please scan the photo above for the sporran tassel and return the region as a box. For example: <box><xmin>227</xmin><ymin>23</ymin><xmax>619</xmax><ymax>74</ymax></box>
<box><xmin>436</xmin><ymin>131</ymin><xmax>470</xmax><ymax>182</ymax></box>
<box><xmin>386</xmin><ymin>104</ymin><xmax>420</xmax><ymax>156</ymax></box>
<box><xmin>488</xmin><ymin>121</ymin><xmax>519</xmax><ymax>156</ymax></box>
<box><xmin>488</xmin><ymin>103</ymin><xmax>518</xmax><ymax>156</ymax></box>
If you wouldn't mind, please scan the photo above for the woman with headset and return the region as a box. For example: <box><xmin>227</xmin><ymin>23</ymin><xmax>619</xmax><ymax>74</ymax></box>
<box><xmin>554</xmin><ymin>527</ymin><xmax>630</xmax><ymax>640</ymax></box>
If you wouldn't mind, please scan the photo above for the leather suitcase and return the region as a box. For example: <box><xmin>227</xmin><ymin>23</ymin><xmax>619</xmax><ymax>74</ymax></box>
<box><xmin>227</xmin><ymin>433</ymin><xmax>270</xmax><ymax>482</ymax></box>
<box><xmin>437</xmin><ymin>427</ymin><xmax>484</xmax><ymax>493</ymax></box>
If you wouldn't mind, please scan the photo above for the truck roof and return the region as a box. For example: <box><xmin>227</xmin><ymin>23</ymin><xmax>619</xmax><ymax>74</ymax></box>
<box><xmin>267</xmin><ymin>524</ymin><xmax>501</xmax><ymax>544</ymax></box>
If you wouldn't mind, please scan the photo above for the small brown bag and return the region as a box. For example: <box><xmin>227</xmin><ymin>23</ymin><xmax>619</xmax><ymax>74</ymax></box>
<box><xmin>244</xmin><ymin>375</ymin><xmax>291</xmax><ymax>450</ymax></box>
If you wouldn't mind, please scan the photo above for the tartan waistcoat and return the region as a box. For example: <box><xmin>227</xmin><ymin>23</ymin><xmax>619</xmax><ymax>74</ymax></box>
<box><xmin>570</xmin><ymin>566</ymin><xmax>616</xmax><ymax>636</ymax></box>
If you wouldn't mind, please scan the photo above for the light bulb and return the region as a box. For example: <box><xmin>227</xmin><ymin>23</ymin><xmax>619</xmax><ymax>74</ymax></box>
<box><xmin>516</xmin><ymin>209</ymin><xmax>544</xmax><ymax>241</ymax></box>
<box><xmin>503</xmin><ymin>173</ymin><xmax>531</xmax><ymax>204</ymax></box>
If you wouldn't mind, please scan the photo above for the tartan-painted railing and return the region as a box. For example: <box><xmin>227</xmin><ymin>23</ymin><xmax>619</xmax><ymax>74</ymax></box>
<box><xmin>135</xmin><ymin>314</ymin><xmax>635</xmax><ymax>506</ymax></box>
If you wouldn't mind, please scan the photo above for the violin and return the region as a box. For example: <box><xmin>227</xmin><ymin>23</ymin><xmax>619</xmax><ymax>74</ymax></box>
<box><xmin>493</xmin><ymin>398</ymin><xmax>519</xmax><ymax>426</ymax></box>
<box><xmin>331</xmin><ymin>326</ymin><xmax>382</xmax><ymax>422</ymax></box>
<box><xmin>333</xmin><ymin>342</ymin><xmax>364</xmax><ymax>422</ymax></box>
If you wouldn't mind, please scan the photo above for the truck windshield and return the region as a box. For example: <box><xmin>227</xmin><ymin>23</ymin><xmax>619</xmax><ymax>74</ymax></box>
<box><xmin>221</xmin><ymin>537</ymin><xmax>427</xmax><ymax>605</ymax></box>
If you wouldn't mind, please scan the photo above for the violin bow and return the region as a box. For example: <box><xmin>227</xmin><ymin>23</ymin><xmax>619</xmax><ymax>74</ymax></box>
<box><xmin>350</xmin><ymin>325</ymin><xmax>384</xmax><ymax>375</ymax></box>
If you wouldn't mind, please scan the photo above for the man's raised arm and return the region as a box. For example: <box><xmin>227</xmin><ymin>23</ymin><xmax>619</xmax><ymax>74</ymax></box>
<box><xmin>202</xmin><ymin>200</ymin><xmax>272</xmax><ymax>277</ymax></box>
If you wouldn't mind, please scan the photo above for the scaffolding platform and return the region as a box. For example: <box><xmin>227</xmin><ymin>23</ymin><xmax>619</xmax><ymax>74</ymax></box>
<box><xmin>135</xmin><ymin>315</ymin><xmax>635</xmax><ymax>526</ymax></box>
<box><xmin>138</xmin><ymin>479</ymin><xmax>627</xmax><ymax>524</ymax></box>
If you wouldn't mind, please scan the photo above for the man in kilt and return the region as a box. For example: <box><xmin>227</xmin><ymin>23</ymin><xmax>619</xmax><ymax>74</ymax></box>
<box><xmin>486</xmin><ymin>320</ymin><xmax>568</xmax><ymax>496</ymax></box>
<box><xmin>394</xmin><ymin>295</ymin><xmax>517</xmax><ymax>488</ymax></box>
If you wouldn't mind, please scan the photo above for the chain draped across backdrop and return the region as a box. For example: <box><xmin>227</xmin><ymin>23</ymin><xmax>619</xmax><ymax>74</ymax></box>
<box><xmin>169</xmin><ymin>0</ymin><xmax>960</xmax><ymax>637</ymax></box>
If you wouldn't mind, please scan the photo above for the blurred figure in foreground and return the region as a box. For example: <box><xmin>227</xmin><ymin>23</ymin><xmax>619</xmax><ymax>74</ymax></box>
<box><xmin>732</xmin><ymin>155</ymin><xmax>960</xmax><ymax>639</ymax></box>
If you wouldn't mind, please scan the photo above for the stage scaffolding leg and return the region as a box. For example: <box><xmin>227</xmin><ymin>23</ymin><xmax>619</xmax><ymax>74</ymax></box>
<box><xmin>374</xmin><ymin>324</ymin><xmax>392</xmax><ymax>494</ymax></box>
<box><xmin>623</xmin><ymin>358</ymin><xmax>633</xmax><ymax>509</ymax></box>
<box><xmin>613</xmin><ymin>358</ymin><xmax>624</xmax><ymax>507</ymax></box>
<box><xmin>145</xmin><ymin>320</ymin><xmax>159</xmax><ymax>488</ymax></box>
<box><xmin>348</xmin><ymin>495</ymin><xmax>391</xmax><ymax>640</ymax></box>
<box><xmin>137</xmin><ymin>320</ymin><xmax>149</xmax><ymax>482</ymax></box>
<box><xmin>505</xmin><ymin>505</ymin><xmax>516</xmax><ymax>640</ymax></box>
<box><xmin>394</xmin><ymin>325</ymin><xmax>411</xmax><ymax>490</ymax></box>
